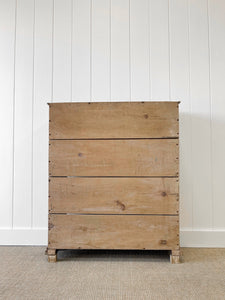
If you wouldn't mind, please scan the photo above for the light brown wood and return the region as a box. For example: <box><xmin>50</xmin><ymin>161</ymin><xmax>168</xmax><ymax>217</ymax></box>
<box><xmin>49</xmin><ymin>139</ymin><xmax>179</xmax><ymax>177</ymax></box>
<box><xmin>47</xmin><ymin>249</ymin><xmax>56</xmax><ymax>255</ymax></box>
<box><xmin>49</xmin><ymin>177</ymin><xmax>179</xmax><ymax>214</ymax></box>
<box><xmin>171</xmin><ymin>249</ymin><xmax>181</xmax><ymax>256</ymax></box>
<box><xmin>48</xmin><ymin>101</ymin><xmax>181</xmax><ymax>263</ymax></box>
<box><xmin>47</xmin><ymin>249</ymin><xmax>57</xmax><ymax>263</ymax></box>
<box><xmin>170</xmin><ymin>255</ymin><xmax>180</xmax><ymax>264</ymax></box>
<box><xmin>48</xmin><ymin>214</ymin><xmax>179</xmax><ymax>250</ymax></box>
<box><xmin>49</xmin><ymin>102</ymin><xmax>179</xmax><ymax>139</ymax></box>
<box><xmin>170</xmin><ymin>249</ymin><xmax>182</xmax><ymax>264</ymax></box>
<box><xmin>48</xmin><ymin>255</ymin><xmax>57</xmax><ymax>263</ymax></box>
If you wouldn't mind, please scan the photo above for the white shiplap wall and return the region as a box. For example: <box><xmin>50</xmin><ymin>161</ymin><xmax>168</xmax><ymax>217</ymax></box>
<box><xmin>1</xmin><ymin>0</ymin><xmax>225</xmax><ymax>246</ymax></box>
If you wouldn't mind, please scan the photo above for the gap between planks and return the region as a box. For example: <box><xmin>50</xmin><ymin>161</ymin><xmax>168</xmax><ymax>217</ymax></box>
<box><xmin>49</xmin><ymin>176</ymin><xmax>179</xmax><ymax>178</ymax></box>
<box><xmin>49</xmin><ymin>213</ymin><xmax>179</xmax><ymax>216</ymax></box>
<box><xmin>49</xmin><ymin>137</ymin><xmax>179</xmax><ymax>140</ymax></box>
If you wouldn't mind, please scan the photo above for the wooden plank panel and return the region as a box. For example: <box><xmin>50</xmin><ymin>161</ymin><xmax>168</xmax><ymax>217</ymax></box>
<box><xmin>130</xmin><ymin>0</ymin><xmax>149</xmax><ymax>100</ymax></box>
<box><xmin>52</xmin><ymin>0</ymin><xmax>72</xmax><ymax>101</ymax></box>
<box><xmin>208</xmin><ymin>0</ymin><xmax>225</xmax><ymax>229</ymax></box>
<box><xmin>111</xmin><ymin>0</ymin><xmax>130</xmax><ymax>100</ymax></box>
<box><xmin>32</xmin><ymin>0</ymin><xmax>52</xmax><ymax>228</ymax></box>
<box><xmin>189</xmin><ymin>0</ymin><xmax>212</xmax><ymax>229</ymax></box>
<box><xmin>49</xmin><ymin>139</ymin><xmax>178</xmax><ymax>176</ymax></box>
<box><xmin>170</xmin><ymin>0</ymin><xmax>193</xmax><ymax>229</ymax></box>
<box><xmin>0</xmin><ymin>0</ymin><xmax>16</xmax><ymax>227</ymax></box>
<box><xmin>49</xmin><ymin>102</ymin><xmax>179</xmax><ymax>139</ymax></box>
<box><xmin>149</xmin><ymin>0</ymin><xmax>170</xmax><ymax>99</ymax></box>
<box><xmin>13</xmin><ymin>0</ymin><xmax>34</xmax><ymax>227</ymax></box>
<box><xmin>48</xmin><ymin>214</ymin><xmax>179</xmax><ymax>250</ymax></box>
<box><xmin>92</xmin><ymin>0</ymin><xmax>110</xmax><ymax>101</ymax></box>
<box><xmin>49</xmin><ymin>177</ymin><xmax>179</xmax><ymax>214</ymax></box>
<box><xmin>72</xmin><ymin>0</ymin><xmax>91</xmax><ymax>101</ymax></box>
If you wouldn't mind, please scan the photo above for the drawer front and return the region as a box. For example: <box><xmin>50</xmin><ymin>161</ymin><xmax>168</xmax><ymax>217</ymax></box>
<box><xmin>49</xmin><ymin>177</ymin><xmax>179</xmax><ymax>214</ymax></box>
<box><xmin>49</xmin><ymin>139</ymin><xmax>178</xmax><ymax>176</ymax></box>
<box><xmin>48</xmin><ymin>214</ymin><xmax>179</xmax><ymax>250</ymax></box>
<box><xmin>49</xmin><ymin>102</ymin><xmax>179</xmax><ymax>139</ymax></box>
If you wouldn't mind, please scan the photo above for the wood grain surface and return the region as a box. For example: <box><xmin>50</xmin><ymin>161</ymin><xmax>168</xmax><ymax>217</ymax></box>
<box><xmin>49</xmin><ymin>139</ymin><xmax>179</xmax><ymax>176</ymax></box>
<box><xmin>49</xmin><ymin>102</ymin><xmax>179</xmax><ymax>139</ymax></box>
<box><xmin>48</xmin><ymin>214</ymin><xmax>179</xmax><ymax>250</ymax></box>
<box><xmin>49</xmin><ymin>177</ymin><xmax>179</xmax><ymax>214</ymax></box>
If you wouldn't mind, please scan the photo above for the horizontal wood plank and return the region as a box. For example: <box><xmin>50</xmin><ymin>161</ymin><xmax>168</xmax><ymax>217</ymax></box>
<box><xmin>48</xmin><ymin>214</ymin><xmax>179</xmax><ymax>250</ymax></box>
<box><xmin>49</xmin><ymin>177</ymin><xmax>179</xmax><ymax>214</ymax></box>
<box><xmin>49</xmin><ymin>102</ymin><xmax>179</xmax><ymax>139</ymax></box>
<box><xmin>49</xmin><ymin>139</ymin><xmax>179</xmax><ymax>176</ymax></box>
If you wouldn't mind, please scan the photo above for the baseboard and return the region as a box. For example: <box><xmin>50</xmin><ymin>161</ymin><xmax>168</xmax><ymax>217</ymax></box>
<box><xmin>0</xmin><ymin>228</ymin><xmax>225</xmax><ymax>247</ymax></box>
<box><xmin>180</xmin><ymin>229</ymin><xmax>225</xmax><ymax>247</ymax></box>
<box><xmin>0</xmin><ymin>228</ymin><xmax>48</xmax><ymax>245</ymax></box>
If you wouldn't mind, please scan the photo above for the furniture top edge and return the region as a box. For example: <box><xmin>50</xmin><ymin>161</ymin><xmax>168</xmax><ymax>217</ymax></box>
<box><xmin>47</xmin><ymin>101</ymin><xmax>181</xmax><ymax>105</ymax></box>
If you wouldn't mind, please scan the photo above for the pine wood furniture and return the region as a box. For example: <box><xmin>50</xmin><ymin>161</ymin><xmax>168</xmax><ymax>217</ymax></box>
<box><xmin>47</xmin><ymin>102</ymin><xmax>181</xmax><ymax>263</ymax></box>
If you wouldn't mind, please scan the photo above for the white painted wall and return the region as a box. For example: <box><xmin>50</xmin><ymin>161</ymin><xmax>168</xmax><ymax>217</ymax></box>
<box><xmin>1</xmin><ymin>0</ymin><xmax>225</xmax><ymax>247</ymax></box>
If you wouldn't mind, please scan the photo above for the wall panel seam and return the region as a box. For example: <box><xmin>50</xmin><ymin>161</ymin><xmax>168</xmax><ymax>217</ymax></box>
<box><xmin>71</xmin><ymin>0</ymin><xmax>73</xmax><ymax>102</ymax></box>
<box><xmin>187</xmin><ymin>0</ymin><xmax>193</xmax><ymax>230</ymax></box>
<box><xmin>109</xmin><ymin>0</ymin><xmax>111</xmax><ymax>101</ymax></box>
<box><xmin>51</xmin><ymin>0</ymin><xmax>54</xmax><ymax>102</ymax></box>
<box><xmin>129</xmin><ymin>0</ymin><xmax>131</xmax><ymax>101</ymax></box>
<box><xmin>207</xmin><ymin>0</ymin><xmax>213</xmax><ymax>230</ymax></box>
<box><xmin>12</xmin><ymin>0</ymin><xmax>18</xmax><ymax>229</ymax></box>
<box><xmin>168</xmin><ymin>0</ymin><xmax>171</xmax><ymax>100</ymax></box>
<box><xmin>148</xmin><ymin>0</ymin><xmax>151</xmax><ymax>100</ymax></box>
<box><xmin>31</xmin><ymin>0</ymin><xmax>36</xmax><ymax>228</ymax></box>
<box><xmin>90</xmin><ymin>0</ymin><xmax>92</xmax><ymax>101</ymax></box>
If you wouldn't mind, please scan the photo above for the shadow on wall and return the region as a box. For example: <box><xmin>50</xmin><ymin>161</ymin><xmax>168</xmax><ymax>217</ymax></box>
<box><xmin>179</xmin><ymin>111</ymin><xmax>225</xmax><ymax>229</ymax></box>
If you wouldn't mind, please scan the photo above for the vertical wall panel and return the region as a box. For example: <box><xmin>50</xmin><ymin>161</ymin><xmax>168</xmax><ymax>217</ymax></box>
<box><xmin>208</xmin><ymin>0</ymin><xmax>225</xmax><ymax>229</ymax></box>
<box><xmin>1</xmin><ymin>0</ymin><xmax>225</xmax><ymax>245</ymax></box>
<box><xmin>13</xmin><ymin>0</ymin><xmax>34</xmax><ymax>227</ymax></box>
<box><xmin>53</xmin><ymin>0</ymin><xmax>72</xmax><ymax>101</ymax></box>
<box><xmin>111</xmin><ymin>0</ymin><xmax>130</xmax><ymax>101</ymax></box>
<box><xmin>32</xmin><ymin>0</ymin><xmax>52</xmax><ymax>228</ymax></box>
<box><xmin>130</xmin><ymin>0</ymin><xmax>149</xmax><ymax>100</ymax></box>
<box><xmin>189</xmin><ymin>0</ymin><xmax>212</xmax><ymax>229</ymax></box>
<box><xmin>149</xmin><ymin>0</ymin><xmax>170</xmax><ymax>99</ymax></box>
<box><xmin>72</xmin><ymin>0</ymin><xmax>91</xmax><ymax>101</ymax></box>
<box><xmin>0</xmin><ymin>0</ymin><xmax>16</xmax><ymax>228</ymax></box>
<box><xmin>170</xmin><ymin>0</ymin><xmax>193</xmax><ymax>229</ymax></box>
<box><xmin>92</xmin><ymin>0</ymin><xmax>110</xmax><ymax>101</ymax></box>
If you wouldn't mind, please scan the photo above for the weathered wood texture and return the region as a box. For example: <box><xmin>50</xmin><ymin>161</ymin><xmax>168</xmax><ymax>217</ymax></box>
<box><xmin>49</xmin><ymin>139</ymin><xmax>179</xmax><ymax>176</ymax></box>
<box><xmin>170</xmin><ymin>249</ymin><xmax>182</xmax><ymax>264</ymax></box>
<box><xmin>49</xmin><ymin>177</ymin><xmax>179</xmax><ymax>214</ymax></box>
<box><xmin>48</xmin><ymin>214</ymin><xmax>179</xmax><ymax>250</ymax></box>
<box><xmin>47</xmin><ymin>248</ymin><xmax>57</xmax><ymax>262</ymax></box>
<box><xmin>49</xmin><ymin>102</ymin><xmax>179</xmax><ymax>139</ymax></box>
<box><xmin>48</xmin><ymin>101</ymin><xmax>180</xmax><ymax>263</ymax></box>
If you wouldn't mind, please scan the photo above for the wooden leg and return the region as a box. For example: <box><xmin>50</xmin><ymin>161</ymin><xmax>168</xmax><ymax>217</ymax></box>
<box><xmin>170</xmin><ymin>249</ymin><xmax>182</xmax><ymax>264</ymax></box>
<box><xmin>48</xmin><ymin>255</ymin><xmax>57</xmax><ymax>263</ymax></box>
<box><xmin>47</xmin><ymin>249</ymin><xmax>57</xmax><ymax>263</ymax></box>
<box><xmin>45</xmin><ymin>247</ymin><xmax>48</xmax><ymax>255</ymax></box>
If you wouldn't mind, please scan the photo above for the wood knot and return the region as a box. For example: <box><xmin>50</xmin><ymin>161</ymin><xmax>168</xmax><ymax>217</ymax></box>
<box><xmin>78</xmin><ymin>152</ymin><xmax>83</xmax><ymax>157</ymax></box>
<box><xmin>79</xmin><ymin>226</ymin><xmax>87</xmax><ymax>232</ymax></box>
<box><xmin>144</xmin><ymin>114</ymin><xmax>149</xmax><ymax>119</ymax></box>
<box><xmin>161</xmin><ymin>191</ymin><xmax>167</xmax><ymax>197</ymax></box>
<box><xmin>116</xmin><ymin>200</ymin><xmax>126</xmax><ymax>211</ymax></box>
<box><xmin>48</xmin><ymin>223</ymin><xmax>54</xmax><ymax>230</ymax></box>
<box><xmin>160</xmin><ymin>240</ymin><xmax>167</xmax><ymax>245</ymax></box>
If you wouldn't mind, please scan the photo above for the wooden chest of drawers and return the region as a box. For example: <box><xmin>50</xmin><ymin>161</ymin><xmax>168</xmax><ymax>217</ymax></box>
<box><xmin>47</xmin><ymin>102</ymin><xmax>181</xmax><ymax>263</ymax></box>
